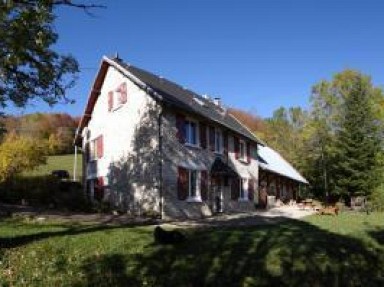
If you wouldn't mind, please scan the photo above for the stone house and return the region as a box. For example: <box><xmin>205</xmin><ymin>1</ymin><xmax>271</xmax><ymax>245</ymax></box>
<box><xmin>74</xmin><ymin>56</ymin><xmax>306</xmax><ymax>219</ymax></box>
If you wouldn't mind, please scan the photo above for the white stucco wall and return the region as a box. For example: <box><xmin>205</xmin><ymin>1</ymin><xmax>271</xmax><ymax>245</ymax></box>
<box><xmin>83</xmin><ymin>66</ymin><xmax>158</xmax><ymax>179</ymax></box>
<box><xmin>82</xmin><ymin>66</ymin><xmax>161</xmax><ymax>213</ymax></box>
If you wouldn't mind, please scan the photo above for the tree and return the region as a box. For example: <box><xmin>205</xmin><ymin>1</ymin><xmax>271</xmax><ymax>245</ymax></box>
<box><xmin>0</xmin><ymin>0</ymin><xmax>104</xmax><ymax>109</ymax></box>
<box><xmin>0</xmin><ymin>132</ymin><xmax>46</xmax><ymax>182</ymax></box>
<box><xmin>332</xmin><ymin>71</ymin><xmax>382</xmax><ymax>198</ymax></box>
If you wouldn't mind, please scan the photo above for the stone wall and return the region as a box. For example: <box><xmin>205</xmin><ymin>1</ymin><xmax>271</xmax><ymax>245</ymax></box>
<box><xmin>161</xmin><ymin>108</ymin><xmax>259</xmax><ymax>219</ymax></box>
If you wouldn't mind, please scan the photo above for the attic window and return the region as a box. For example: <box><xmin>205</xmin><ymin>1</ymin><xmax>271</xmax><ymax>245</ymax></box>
<box><xmin>193</xmin><ymin>97</ymin><xmax>205</xmax><ymax>106</ymax></box>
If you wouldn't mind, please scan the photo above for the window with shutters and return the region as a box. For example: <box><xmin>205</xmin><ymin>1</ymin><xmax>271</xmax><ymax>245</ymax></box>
<box><xmin>108</xmin><ymin>82</ymin><xmax>128</xmax><ymax>112</ymax></box>
<box><xmin>184</xmin><ymin>120</ymin><xmax>199</xmax><ymax>146</ymax></box>
<box><xmin>239</xmin><ymin>178</ymin><xmax>248</xmax><ymax>201</ymax></box>
<box><xmin>117</xmin><ymin>82</ymin><xmax>127</xmax><ymax>105</ymax></box>
<box><xmin>90</xmin><ymin>136</ymin><xmax>103</xmax><ymax>160</ymax></box>
<box><xmin>178</xmin><ymin>167</ymin><xmax>203</xmax><ymax>202</ymax></box>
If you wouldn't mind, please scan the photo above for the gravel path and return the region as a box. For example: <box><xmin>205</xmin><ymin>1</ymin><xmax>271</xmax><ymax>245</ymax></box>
<box><xmin>1</xmin><ymin>203</ymin><xmax>315</xmax><ymax>227</ymax></box>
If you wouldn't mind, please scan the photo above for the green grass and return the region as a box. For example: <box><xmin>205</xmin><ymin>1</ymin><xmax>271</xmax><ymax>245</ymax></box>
<box><xmin>27</xmin><ymin>154</ymin><xmax>82</xmax><ymax>179</ymax></box>
<box><xmin>0</xmin><ymin>213</ymin><xmax>384</xmax><ymax>286</ymax></box>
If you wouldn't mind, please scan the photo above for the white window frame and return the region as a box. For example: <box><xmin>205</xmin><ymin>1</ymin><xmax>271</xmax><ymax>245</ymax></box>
<box><xmin>214</xmin><ymin>128</ymin><xmax>223</xmax><ymax>154</ymax></box>
<box><xmin>89</xmin><ymin>138</ymin><xmax>98</xmax><ymax>161</ymax></box>
<box><xmin>184</xmin><ymin>119</ymin><xmax>199</xmax><ymax>147</ymax></box>
<box><xmin>239</xmin><ymin>178</ymin><xmax>249</xmax><ymax>201</ymax></box>
<box><xmin>187</xmin><ymin>169</ymin><xmax>202</xmax><ymax>202</ymax></box>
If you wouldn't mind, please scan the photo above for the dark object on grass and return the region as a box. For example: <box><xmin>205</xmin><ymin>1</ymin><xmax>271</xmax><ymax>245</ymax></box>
<box><xmin>51</xmin><ymin>170</ymin><xmax>70</xmax><ymax>179</ymax></box>
<box><xmin>154</xmin><ymin>226</ymin><xmax>186</xmax><ymax>244</ymax></box>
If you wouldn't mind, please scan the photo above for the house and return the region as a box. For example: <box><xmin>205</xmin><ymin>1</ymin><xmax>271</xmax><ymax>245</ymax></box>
<box><xmin>257</xmin><ymin>146</ymin><xmax>308</xmax><ymax>208</ymax></box>
<box><xmin>74</xmin><ymin>55</ymin><xmax>307</xmax><ymax>219</ymax></box>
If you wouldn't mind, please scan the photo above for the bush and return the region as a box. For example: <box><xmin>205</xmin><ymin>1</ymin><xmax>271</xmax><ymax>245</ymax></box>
<box><xmin>369</xmin><ymin>184</ymin><xmax>384</xmax><ymax>212</ymax></box>
<box><xmin>0</xmin><ymin>175</ymin><xmax>91</xmax><ymax>212</ymax></box>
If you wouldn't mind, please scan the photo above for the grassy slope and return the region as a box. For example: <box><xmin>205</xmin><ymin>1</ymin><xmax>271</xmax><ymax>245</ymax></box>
<box><xmin>27</xmin><ymin>154</ymin><xmax>83</xmax><ymax>178</ymax></box>
<box><xmin>0</xmin><ymin>212</ymin><xmax>383</xmax><ymax>286</ymax></box>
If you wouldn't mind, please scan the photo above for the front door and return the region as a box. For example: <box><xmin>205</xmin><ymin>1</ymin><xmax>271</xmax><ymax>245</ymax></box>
<box><xmin>212</xmin><ymin>176</ymin><xmax>224</xmax><ymax>213</ymax></box>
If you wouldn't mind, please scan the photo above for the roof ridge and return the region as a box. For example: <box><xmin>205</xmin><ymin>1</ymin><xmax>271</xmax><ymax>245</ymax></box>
<box><xmin>228</xmin><ymin>113</ymin><xmax>265</xmax><ymax>145</ymax></box>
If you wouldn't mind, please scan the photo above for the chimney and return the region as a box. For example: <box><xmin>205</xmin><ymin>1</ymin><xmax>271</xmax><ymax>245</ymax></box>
<box><xmin>213</xmin><ymin>97</ymin><xmax>221</xmax><ymax>107</ymax></box>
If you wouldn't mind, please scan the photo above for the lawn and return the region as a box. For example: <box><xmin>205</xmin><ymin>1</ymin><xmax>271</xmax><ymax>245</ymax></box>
<box><xmin>0</xmin><ymin>212</ymin><xmax>383</xmax><ymax>286</ymax></box>
<box><xmin>27</xmin><ymin>154</ymin><xmax>82</xmax><ymax>179</ymax></box>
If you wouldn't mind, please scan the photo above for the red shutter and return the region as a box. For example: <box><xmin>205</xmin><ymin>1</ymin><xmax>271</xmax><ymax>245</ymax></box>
<box><xmin>176</xmin><ymin>114</ymin><xmax>186</xmax><ymax>143</ymax></box>
<box><xmin>248</xmin><ymin>179</ymin><xmax>254</xmax><ymax>201</ymax></box>
<box><xmin>97</xmin><ymin>135</ymin><xmax>104</xmax><ymax>158</ymax></box>
<box><xmin>97</xmin><ymin>176</ymin><xmax>104</xmax><ymax>187</ymax></box>
<box><xmin>177</xmin><ymin>167</ymin><xmax>188</xmax><ymax>200</ymax></box>
<box><xmin>223</xmin><ymin>131</ymin><xmax>228</xmax><ymax>156</ymax></box>
<box><xmin>119</xmin><ymin>82</ymin><xmax>127</xmax><ymax>104</ymax></box>
<box><xmin>108</xmin><ymin>91</ymin><xmax>113</xmax><ymax>111</ymax></box>
<box><xmin>247</xmin><ymin>142</ymin><xmax>251</xmax><ymax>164</ymax></box>
<box><xmin>209</xmin><ymin>126</ymin><xmax>215</xmax><ymax>151</ymax></box>
<box><xmin>200</xmin><ymin>170</ymin><xmax>208</xmax><ymax>201</ymax></box>
<box><xmin>234</xmin><ymin>137</ymin><xmax>240</xmax><ymax>159</ymax></box>
<box><xmin>231</xmin><ymin>178</ymin><xmax>240</xmax><ymax>200</ymax></box>
<box><xmin>200</xmin><ymin>123</ymin><xmax>207</xmax><ymax>149</ymax></box>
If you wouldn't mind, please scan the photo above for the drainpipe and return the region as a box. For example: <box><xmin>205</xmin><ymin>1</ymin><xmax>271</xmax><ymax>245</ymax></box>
<box><xmin>73</xmin><ymin>145</ymin><xmax>78</xmax><ymax>181</ymax></box>
<box><xmin>158</xmin><ymin>110</ymin><xmax>164</xmax><ymax>219</ymax></box>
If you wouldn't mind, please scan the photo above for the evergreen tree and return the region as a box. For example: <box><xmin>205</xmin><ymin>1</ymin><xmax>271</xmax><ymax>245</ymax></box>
<box><xmin>333</xmin><ymin>72</ymin><xmax>382</xmax><ymax>198</ymax></box>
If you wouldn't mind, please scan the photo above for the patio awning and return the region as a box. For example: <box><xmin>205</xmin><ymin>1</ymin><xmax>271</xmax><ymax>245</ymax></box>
<box><xmin>210</xmin><ymin>157</ymin><xmax>238</xmax><ymax>177</ymax></box>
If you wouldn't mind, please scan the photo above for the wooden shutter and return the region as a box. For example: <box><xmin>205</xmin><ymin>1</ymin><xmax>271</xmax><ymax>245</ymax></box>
<box><xmin>247</xmin><ymin>142</ymin><xmax>251</xmax><ymax>163</ymax></box>
<box><xmin>177</xmin><ymin>167</ymin><xmax>188</xmax><ymax>200</ymax></box>
<box><xmin>108</xmin><ymin>91</ymin><xmax>113</xmax><ymax>111</ymax></box>
<box><xmin>200</xmin><ymin>123</ymin><xmax>207</xmax><ymax>149</ymax></box>
<box><xmin>248</xmin><ymin>179</ymin><xmax>254</xmax><ymax>201</ymax></box>
<box><xmin>231</xmin><ymin>178</ymin><xmax>240</xmax><ymax>200</ymax></box>
<box><xmin>176</xmin><ymin>114</ymin><xmax>186</xmax><ymax>143</ymax></box>
<box><xmin>234</xmin><ymin>137</ymin><xmax>240</xmax><ymax>159</ymax></box>
<box><xmin>119</xmin><ymin>82</ymin><xmax>127</xmax><ymax>104</ymax></box>
<box><xmin>95</xmin><ymin>177</ymin><xmax>105</xmax><ymax>201</ymax></box>
<box><xmin>200</xmin><ymin>170</ymin><xmax>208</xmax><ymax>201</ymax></box>
<box><xmin>97</xmin><ymin>135</ymin><xmax>104</xmax><ymax>158</ymax></box>
<box><xmin>209</xmin><ymin>126</ymin><xmax>215</xmax><ymax>151</ymax></box>
<box><xmin>223</xmin><ymin>131</ymin><xmax>228</xmax><ymax>156</ymax></box>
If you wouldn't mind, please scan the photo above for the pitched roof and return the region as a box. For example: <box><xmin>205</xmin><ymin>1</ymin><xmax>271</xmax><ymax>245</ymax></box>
<box><xmin>75</xmin><ymin>56</ymin><xmax>264</xmax><ymax>146</ymax></box>
<box><xmin>110</xmin><ymin>57</ymin><xmax>262</xmax><ymax>144</ymax></box>
<box><xmin>258</xmin><ymin>145</ymin><xmax>308</xmax><ymax>184</ymax></box>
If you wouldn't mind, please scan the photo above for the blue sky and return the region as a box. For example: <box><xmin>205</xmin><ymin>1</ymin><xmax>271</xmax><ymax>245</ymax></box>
<box><xmin>16</xmin><ymin>0</ymin><xmax>384</xmax><ymax>118</ymax></box>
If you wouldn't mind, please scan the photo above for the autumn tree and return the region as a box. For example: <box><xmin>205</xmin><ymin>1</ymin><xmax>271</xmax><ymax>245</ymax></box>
<box><xmin>0</xmin><ymin>132</ymin><xmax>46</xmax><ymax>182</ymax></box>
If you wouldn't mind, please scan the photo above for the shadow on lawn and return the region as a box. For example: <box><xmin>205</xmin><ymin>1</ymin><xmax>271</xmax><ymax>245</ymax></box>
<box><xmin>0</xmin><ymin>221</ymin><xmax>154</xmax><ymax>249</ymax></box>
<box><xmin>79</xmin><ymin>217</ymin><xmax>384</xmax><ymax>287</ymax></box>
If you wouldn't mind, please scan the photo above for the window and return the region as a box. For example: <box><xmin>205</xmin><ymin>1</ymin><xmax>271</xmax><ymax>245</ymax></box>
<box><xmin>214</xmin><ymin>128</ymin><xmax>223</xmax><ymax>153</ymax></box>
<box><xmin>177</xmin><ymin>167</ymin><xmax>202</xmax><ymax>201</ymax></box>
<box><xmin>117</xmin><ymin>82</ymin><xmax>127</xmax><ymax>105</ymax></box>
<box><xmin>239</xmin><ymin>140</ymin><xmax>246</xmax><ymax>160</ymax></box>
<box><xmin>90</xmin><ymin>136</ymin><xmax>103</xmax><ymax>160</ymax></box>
<box><xmin>108</xmin><ymin>82</ymin><xmax>128</xmax><ymax>112</ymax></box>
<box><xmin>189</xmin><ymin>170</ymin><xmax>198</xmax><ymax>198</ymax></box>
<box><xmin>184</xmin><ymin>120</ymin><xmax>198</xmax><ymax>146</ymax></box>
<box><xmin>239</xmin><ymin>178</ymin><xmax>248</xmax><ymax>201</ymax></box>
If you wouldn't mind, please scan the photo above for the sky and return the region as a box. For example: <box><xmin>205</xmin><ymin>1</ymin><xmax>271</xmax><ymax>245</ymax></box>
<box><xmin>15</xmin><ymin>0</ymin><xmax>384</xmax><ymax>118</ymax></box>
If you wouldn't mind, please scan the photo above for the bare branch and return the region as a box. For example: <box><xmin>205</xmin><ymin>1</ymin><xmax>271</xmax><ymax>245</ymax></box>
<box><xmin>52</xmin><ymin>0</ymin><xmax>106</xmax><ymax>16</ymax></box>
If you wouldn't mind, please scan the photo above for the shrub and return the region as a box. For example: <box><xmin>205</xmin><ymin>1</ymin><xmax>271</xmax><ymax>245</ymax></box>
<box><xmin>0</xmin><ymin>175</ymin><xmax>91</xmax><ymax>212</ymax></box>
<box><xmin>369</xmin><ymin>184</ymin><xmax>384</xmax><ymax>212</ymax></box>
